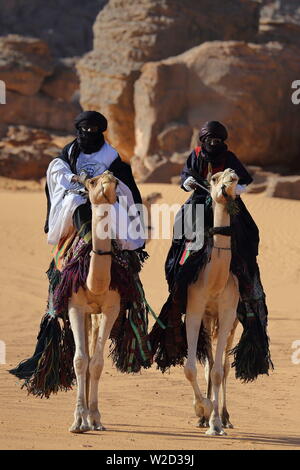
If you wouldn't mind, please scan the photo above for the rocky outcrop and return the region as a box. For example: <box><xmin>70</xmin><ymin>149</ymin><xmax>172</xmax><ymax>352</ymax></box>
<box><xmin>0</xmin><ymin>126</ymin><xmax>70</xmax><ymax>180</ymax></box>
<box><xmin>0</xmin><ymin>35</ymin><xmax>54</xmax><ymax>96</ymax></box>
<box><xmin>78</xmin><ymin>0</ymin><xmax>261</xmax><ymax>160</ymax></box>
<box><xmin>41</xmin><ymin>58</ymin><xmax>80</xmax><ymax>102</ymax></box>
<box><xmin>0</xmin><ymin>35</ymin><xmax>81</xmax><ymax>136</ymax></box>
<box><xmin>134</xmin><ymin>41</ymin><xmax>300</xmax><ymax>170</ymax></box>
<box><xmin>259</xmin><ymin>0</ymin><xmax>300</xmax><ymax>46</ymax></box>
<box><xmin>0</xmin><ymin>0</ymin><xmax>107</xmax><ymax>58</ymax></box>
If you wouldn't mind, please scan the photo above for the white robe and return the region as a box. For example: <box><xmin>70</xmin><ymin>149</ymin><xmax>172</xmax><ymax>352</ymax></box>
<box><xmin>46</xmin><ymin>142</ymin><xmax>145</xmax><ymax>250</ymax></box>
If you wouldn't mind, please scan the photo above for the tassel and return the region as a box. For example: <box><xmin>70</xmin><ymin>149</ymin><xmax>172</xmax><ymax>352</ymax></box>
<box><xmin>230</xmin><ymin>315</ymin><xmax>274</xmax><ymax>382</ymax></box>
<box><xmin>9</xmin><ymin>314</ymin><xmax>52</xmax><ymax>381</ymax></box>
<box><xmin>10</xmin><ymin>315</ymin><xmax>62</xmax><ymax>398</ymax></box>
<box><xmin>149</xmin><ymin>296</ymin><xmax>187</xmax><ymax>373</ymax></box>
<box><xmin>109</xmin><ymin>302</ymin><xmax>152</xmax><ymax>373</ymax></box>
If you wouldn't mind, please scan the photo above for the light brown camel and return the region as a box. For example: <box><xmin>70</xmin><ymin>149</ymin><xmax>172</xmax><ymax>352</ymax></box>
<box><xmin>68</xmin><ymin>170</ymin><xmax>121</xmax><ymax>433</ymax></box>
<box><xmin>184</xmin><ymin>168</ymin><xmax>240</xmax><ymax>436</ymax></box>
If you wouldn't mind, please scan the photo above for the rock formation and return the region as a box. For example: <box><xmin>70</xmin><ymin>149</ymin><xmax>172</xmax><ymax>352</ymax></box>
<box><xmin>0</xmin><ymin>35</ymin><xmax>81</xmax><ymax>137</ymax></box>
<box><xmin>0</xmin><ymin>0</ymin><xmax>107</xmax><ymax>58</ymax></box>
<box><xmin>78</xmin><ymin>0</ymin><xmax>260</xmax><ymax>160</ymax></box>
<box><xmin>0</xmin><ymin>126</ymin><xmax>70</xmax><ymax>180</ymax></box>
<box><xmin>133</xmin><ymin>41</ymin><xmax>300</xmax><ymax>173</ymax></box>
<box><xmin>259</xmin><ymin>0</ymin><xmax>300</xmax><ymax>46</ymax></box>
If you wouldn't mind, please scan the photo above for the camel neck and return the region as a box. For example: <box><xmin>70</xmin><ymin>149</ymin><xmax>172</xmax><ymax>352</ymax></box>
<box><xmin>86</xmin><ymin>204</ymin><xmax>112</xmax><ymax>295</ymax></box>
<box><xmin>212</xmin><ymin>202</ymin><xmax>231</xmax><ymax>249</ymax></box>
<box><xmin>91</xmin><ymin>204</ymin><xmax>112</xmax><ymax>253</ymax></box>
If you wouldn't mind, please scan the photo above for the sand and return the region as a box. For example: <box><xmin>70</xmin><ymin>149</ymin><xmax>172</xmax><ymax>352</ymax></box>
<box><xmin>0</xmin><ymin>183</ymin><xmax>300</xmax><ymax>450</ymax></box>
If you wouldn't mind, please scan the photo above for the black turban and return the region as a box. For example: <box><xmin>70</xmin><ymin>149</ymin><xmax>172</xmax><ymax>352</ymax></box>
<box><xmin>74</xmin><ymin>110</ymin><xmax>107</xmax><ymax>132</ymax></box>
<box><xmin>199</xmin><ymin>121</ymin><xmax>228</xmax><ymax>142</ymax></box>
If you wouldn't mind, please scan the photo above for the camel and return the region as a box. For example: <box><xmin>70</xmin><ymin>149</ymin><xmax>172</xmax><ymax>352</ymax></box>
<box><xmin>184</xmin><ymin>167</ymin><xmax>240</xmax><ymax>436</ymax></box>
<box><xmin>68</xmin><ymin>170</ymin><xmax>121</xmax><ymax>433</ymax></box>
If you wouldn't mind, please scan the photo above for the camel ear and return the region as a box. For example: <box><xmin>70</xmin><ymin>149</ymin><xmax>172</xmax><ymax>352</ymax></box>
<box><xmin>85</xmin><ymin>178</ymin><xmax>97</xmax><ymax>190</ymax></box>
<box><xmin>84</xmin><ymin>178</ymin><xmax>91</xmax><ymax>190</ymax></box>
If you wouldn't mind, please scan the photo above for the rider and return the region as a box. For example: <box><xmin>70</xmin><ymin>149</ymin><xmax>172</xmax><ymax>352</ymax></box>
<box><xmin>150</xmin><ymin>120</ymin><xmax>272</xmax><ymax>382</ymax></box>
<box><xmin>44</xmin><ymin>110</ymin><xmax>145</xmax><ymax>251</ymax></box>
<box><xmin>9</xmin><ymin>112</ymin><xmax>150</xmax><ymax>397</ymax></box>
<box><xmin>181</xmin><ymin>120</ymin><xmax>252</xmax><ymax>195</ymax></box>
<box><xmin>166</xmin><ymin>120</ymin><xmax>259</xmax><ymax>289</ymax></box>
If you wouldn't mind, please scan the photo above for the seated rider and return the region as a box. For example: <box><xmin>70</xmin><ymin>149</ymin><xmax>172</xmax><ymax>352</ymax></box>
<box><xmin>151</xmin><ymin>120</ymin><xmax>272</xmax><ymax>382</ymax></box>
<box><xmin>9</xmin><ymin>112</ymin><xmax>151</xmax><ymax>397</ymax></box>
<box><xmin>44</xmin><ymin>110</ymin><xmax>145</xmax><ymax>251</ymax></box>
<box><xmin>166</xmin><ymin>120</ymin><xmax>259</xmax><ymax>290</ymax></box>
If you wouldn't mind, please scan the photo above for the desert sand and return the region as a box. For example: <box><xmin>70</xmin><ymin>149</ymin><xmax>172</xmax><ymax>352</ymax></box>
<box><xmin>0</xmin><ymin>182</ymin><xmax>300</xmax><ymax>450</ymax></box>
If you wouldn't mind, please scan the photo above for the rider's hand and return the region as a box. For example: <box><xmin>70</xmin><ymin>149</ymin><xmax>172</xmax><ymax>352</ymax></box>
<box><xmin>183</xmin><ymin>176</ymin><xmax>199</xmax><ymax>191</ymax></box>
<box><xmin>235</xmin><ymin>184</ymin><xmax>247</xmax><ymax>195</ymax></box>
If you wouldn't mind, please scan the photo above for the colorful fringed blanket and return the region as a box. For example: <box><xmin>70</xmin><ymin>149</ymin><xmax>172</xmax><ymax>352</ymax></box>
<box><xmin>10</xmin><ymin>233</ymin><xmax>154</xmax><ymax>398</ymax></box>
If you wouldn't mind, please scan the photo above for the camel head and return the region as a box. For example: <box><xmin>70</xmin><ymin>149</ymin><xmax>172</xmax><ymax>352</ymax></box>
<box><xmin>209</xmin><ymin>168</ymin><xmax>239</xmax><ymax>204</ymax></box>
<box><xmin>85</xmin><ymin>170</ymin><xmax>118</xmax><ymax>205</ymax></box>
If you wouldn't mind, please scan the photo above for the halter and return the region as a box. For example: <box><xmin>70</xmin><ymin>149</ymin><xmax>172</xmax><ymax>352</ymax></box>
<box><xmin>210</xmin><ymin>185</ymin><xmax>233</xmax><ymax>253</ymax></box>
<box><xmin>92</xmin><ymin>249</ymin><xmax>113</xmax><ymax>256</ymax></box>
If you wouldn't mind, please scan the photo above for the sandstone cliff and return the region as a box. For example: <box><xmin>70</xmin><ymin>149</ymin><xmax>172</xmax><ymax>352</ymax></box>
<box><xmin>0</xmin><ymin>35</ymin><xmax>81</xmax><ymax>136</ymax></box>
<box><xmin>134</xmin><ymin>41</ymin><xmax>300</xmax><ymax>171</ymax></box>
<box><xmin>78</xmin><ymin>0</ymin><xmax>261</xmax><ymax>160</ymax></box>
<box><xmin>0</xmin><ymin>0</ymin><xmax>107</xmax><ymax>58</ymax></box>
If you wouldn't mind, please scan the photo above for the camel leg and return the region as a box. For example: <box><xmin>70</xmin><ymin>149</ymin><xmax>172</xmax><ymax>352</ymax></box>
<box><xmin>198</xmin><ymin>316</ymin><xmax>214</xmax><ymax>428</ymax></box>
<box><xmin>88</xmin><ymin>292</ymin><xmax>120</xmax><ymax>431</ymax></box>
<box><xmin>68</xmin><ymin>304</ymin><xmax>90</xmax><ymax>433</ymax></box>
<box><xmin>206</xmin><ymin>280</ymin><xmax>238</xmax><ymax>436</ymax></box>
<box><xmin>184</xmin><ymin>292</ymin><xmax>213</xmax><ymax>425</ymax></box>
<box><xmin>221</xmin><ymin>318</ymin><xmax>238</xmax><ymax>429</ymax></box>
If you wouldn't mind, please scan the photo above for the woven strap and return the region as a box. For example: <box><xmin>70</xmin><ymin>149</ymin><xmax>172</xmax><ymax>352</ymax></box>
<box><xmin>92</xmin><ymin>249</ymin><xmax>113</xmax><ymax>256</ymax></box>
<box><xmin>207</xmin><ymin>226</ymin><xmax>232</xmax><ymax>237</ymax></box>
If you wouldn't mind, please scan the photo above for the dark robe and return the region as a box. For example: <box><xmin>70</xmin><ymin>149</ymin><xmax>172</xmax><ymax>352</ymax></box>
<box><xmin>149</xmin><ymin>146</ymin><xmax>273</xmax><ymax>382</ymax></box>
<box><xmin>166</xmin><ymin>146</ymin><xmax>257</xmax><ymax>290</ymax></box>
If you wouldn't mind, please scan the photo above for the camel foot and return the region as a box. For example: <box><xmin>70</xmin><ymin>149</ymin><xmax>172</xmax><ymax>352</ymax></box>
<box><xmin>89</xmin><ymin>422</ymin><xmax>106</xmax><ymax>431</ymax></box>
<box><xmin>69</xmin><ymin>423</ymin><xmax>90</xmax><ymax>434</ymax></box>
<box><xmin>88</xmin><ymin>411</ymin><xmax>105</xmax><ymax>431</ymax></box>
<box><xmin>69</xmin><ymin>413</ymin><xmax>90</xmax><ymax>433</ymax></box>
<box><xmin>194</xmin><ymin>397</ymin><xmax>213</xmax><ymax>420</ymax></box>
<box><xmin>206</xmin><ymin>416</ymin><xmax>226</xmax><ymax>436</ymax></box>
<box><xmin>205</xmin><ymin>428</ymin><xmax>227</xmax><ymax>436</ymax></box>
<box><xmin>221</xmin><ymin>408</ymin><xmax>234</xmax><ymax>428</ymax></box>
<box><xmin>197</xmin><ymin>416</ymin><xmax>209</xmax><ymax>428</ymax></box>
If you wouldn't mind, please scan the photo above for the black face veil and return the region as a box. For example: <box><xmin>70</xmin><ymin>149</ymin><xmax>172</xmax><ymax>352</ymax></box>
<box><xmin>75</xmin><ymin>111</ymin><xmax>108</xmax><ymax>154</ymax></box>
<box><xmin>199</xmin><ymin>121</ymin><xmax>228</xmax><ymax>158</ymax></box>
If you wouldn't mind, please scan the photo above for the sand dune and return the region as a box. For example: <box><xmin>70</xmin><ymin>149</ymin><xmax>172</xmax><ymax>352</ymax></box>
<box><xmin>0</xmin><ymin>184</ymin><xmax>300</xmax><ymax>450</ymax></box>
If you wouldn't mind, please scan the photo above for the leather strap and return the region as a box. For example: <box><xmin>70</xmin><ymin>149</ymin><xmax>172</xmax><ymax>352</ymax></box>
<box><xmin>92</xmin><ymin>249</ymin><xmax>113</xmax><ymax>256</ymax></box>
<box><xmin>207</xmin><ymin>226</ymin><xmax>232</xmax><ymax>237</ymax></box>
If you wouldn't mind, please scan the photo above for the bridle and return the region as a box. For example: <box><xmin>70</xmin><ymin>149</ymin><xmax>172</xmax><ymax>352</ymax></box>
<box><xmin>210</xmin><ymin>183</ymin><xmax>233</xmax><ymax>254</ymax></box>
